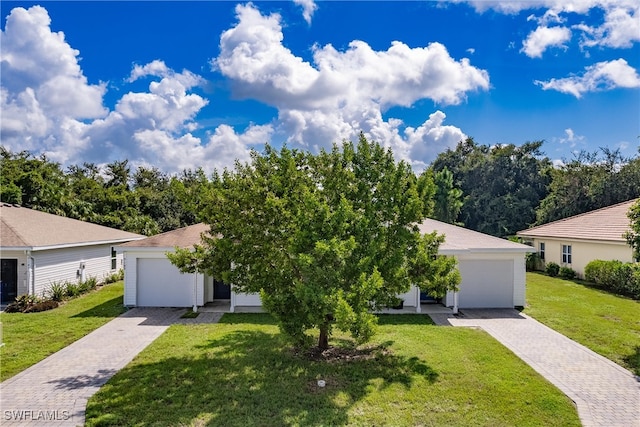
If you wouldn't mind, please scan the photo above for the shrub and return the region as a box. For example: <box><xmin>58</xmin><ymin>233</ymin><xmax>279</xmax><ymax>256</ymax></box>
<box><xmin>102</xmin><ymin>269</ymin><xmax>124</xmax><ymax>284</ymax></box>
<box><xmin>23</xmin><ymin>300</ymin><xmax>59</xmax><ymax>313</ymax></box>
<box><xmin>559</xmin><ymin>267</ymin><xmax>576</xmax><ymax>280</ymax></box>
<box><xmin>78</xmin><ymin>277</ymin><xmax>97</xmax><ymax>294</ymax></box>
<box><xmin>64</xmin><ymin>282</ymin><xmax>80</xmax><ymax>298</ymax></box>
<box><xmin>545</xmin><ymin>262</ymin><xmax>560</xmax><ymax>277</ymax></box>
<box><xmin>4</xmin><ymin>294</ymin><xmax>42</xmax><ymax>313</ymax></box>
<box><xmin>584</xmin><ymin>259</ymin><xmax>640</xmax><ymax>299</ymax></box>
<box><xmin>48</xmin><ymin>281</ymin><xmax>66</xmax><ymax>302</ymax></box>
<box><xmin>526</xmin><ymin>252</ymin><xmax>542</xmax><ymax>272</ymax></box>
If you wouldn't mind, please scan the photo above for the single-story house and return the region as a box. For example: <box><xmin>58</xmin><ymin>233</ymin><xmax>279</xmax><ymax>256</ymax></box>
<box><xmin>0</xmin><ymin>204</ymin><xmax>145</xmax><ymax>303</ymax></box>
<box><xmin>119</xmin><ymin>219</ymin><xmax>534</xmax><ymax>312</ymax></box>
<box><xmin>517</xmin><ymin>198</ymin><xmax>638</xmax><ymax>278</ymax></box>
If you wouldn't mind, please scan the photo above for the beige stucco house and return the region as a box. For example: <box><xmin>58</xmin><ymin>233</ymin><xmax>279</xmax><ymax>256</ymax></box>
<box><xmin>517</xmin><ymin>199</ymin><xmax>638</xmax><ymax>278</ymax></box>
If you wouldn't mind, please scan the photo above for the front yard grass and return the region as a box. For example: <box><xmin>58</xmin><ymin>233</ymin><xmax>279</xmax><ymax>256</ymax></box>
<box><xmin>525</xmin><ymin>272</ymin><xmax>640</xmax><ymax>376</ymax></box>
<box><xmin>0</xmin><ymin>282</ymin><xmax>126</xmax><ymax>381</ymax></box>
<box><xmin>86</xmin><ymin>314</ymin><xmax>580</xmax><ymax>427</ymax></box>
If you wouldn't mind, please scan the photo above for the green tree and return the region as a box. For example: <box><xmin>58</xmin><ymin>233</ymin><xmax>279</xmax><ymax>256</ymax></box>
<box><xmin>430</xmin><ymin>166</ymin><xmax>463</xmax><ymax>224</ymax></box>
<box><xmin>432</xmin><ymin>138</ymin><xmax>550</xmax><ymax>237</ymax></box>
<box><xmin>536</xmin><ymin>149</ymin><xmax>640</xmax><ymax>224</ymax></box>
<box><xmin>625</xmin><ymin>199</ymin><xmax>640</xmax><ymax>261</ymax></box>
<box><xmin>169</xmin><ymin>135</ymin><xmax>459</xmax><ymax>349</ymax></box>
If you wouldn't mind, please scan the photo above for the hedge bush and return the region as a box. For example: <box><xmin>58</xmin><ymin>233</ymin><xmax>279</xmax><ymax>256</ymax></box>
<box><xmin>545</xmin><ymin>262</ymin><xmax>560</xmax><ymax>277</ymax></box>
<box><xmin>558</xmin><ymin>266</ymin><xmax>576</xmax><ymax>280</ymax></box>
<box><xmin>584</xmin><ymin>260</ymin><xmax>640</xmax><ymax>299</ymax></box>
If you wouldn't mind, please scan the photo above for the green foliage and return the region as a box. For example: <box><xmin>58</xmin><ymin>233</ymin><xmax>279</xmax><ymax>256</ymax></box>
<box><xmin>584</xmin><ymin>260</ymin><xmax>640</xmax><ymax>299</ymax></box>
<box><xmin>545</xmin><ymin>262</ymin><xmax>560</xmax><ymax>277</ymax></box>
<box><xmin>4</xmin><ymin>294</ymin><xmax>42</xmax><ymax>313</ymax></box>
<box><xmin>64</xmin><ymin>282</ymin><xmax>81</xmax><ymax>298</ymax></box>
<box><xmin>103</xmin><ymin>269</ymin><xmax>124</xmax><ymax>284</ymax></box>
<box><xmin>624</xmin><ymin>199</ymin><xmax>640</xmax><ymax>260</ymax></box>
<box><xmin>170</xmin><ymin>135</ymin><xmax>459</xmax><ymax>349</ymax></box>
<box><xmin>48</xmin><ymin>281</ymin><xmax>66</xmax><ymax>302</ymax></box>
<box><xmin>431</xmin><ymin>138</ymin><xmax>551</xmax><ymax>237</ymax></box>
<box><xmin>78</xmin><ymin>276</ymin><xmax>98</xmax><ymax>293</ymax></box>
<box><xmin>430</xmin><ymin>166</ymin><xmax>463</xmax><ymax>224</ymax></box>
<box><xmin>558</xmin><ymin>266</ymin><xmax>576</xmax><ymax>280</ymax></box>
<box><xmin>536</xmin><ymin>149</ymin><xmax>640</xmax><ymax>225</ymax></box>
<box><xmin>526</xmin><ymin>252</ymin><xmax>542</xmax><ymax>272</ymax></box>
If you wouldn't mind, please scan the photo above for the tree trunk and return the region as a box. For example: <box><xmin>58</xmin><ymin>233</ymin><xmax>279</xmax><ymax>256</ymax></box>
<box><xmin>318</xmin><ymin>315</ymin><xmax>333</xmax><ymax>350</ymax></box>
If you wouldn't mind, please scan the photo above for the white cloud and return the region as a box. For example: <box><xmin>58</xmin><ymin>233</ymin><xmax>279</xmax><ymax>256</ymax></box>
<box><xmin>213</xmin><ymin>3</ymin><xmax>485</xmax><ymax>166</ymax></box>
<box><xmin>406</xmin><ymin>111</ymin><xmax>467</xmax><ymax>171</ymax></box>
<box><xmin>521</xmin><ymin>26</ymin><xmax>571</xmax><ymax>58</ymax></box>
<box><xmin>465</xmin><ymin>1</ymin><xmax>639</xmax><ymax>53</ymax></box>
<box><xmin>557</xmin><ymin>128</ymin><xmax>585</xmax><ymax>148</ymax></box>
<box><xmin>0</xmin><ymin>6</ymin><xmax>107</xmax><ymax>125</ymax></box>
<box><xmin>535</xmin><ymin>58</ymin><xmax>640</xmax><ymax>97</ymax></box>
<box><xmin>293</xmin><ymin>0</ymin><xmax>318</xmax><ymax>25</ymax></box>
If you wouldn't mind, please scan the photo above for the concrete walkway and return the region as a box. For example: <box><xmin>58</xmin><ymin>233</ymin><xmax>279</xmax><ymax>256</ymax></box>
<box><xmin>0</xmin><ymin>308</ymin><xmax>222</xmax><ymax>426</ymax></box>
<box><xmin>431</xmin><ymin>309</ymin><xmax>640</xmax><ymax>427</ymax></box>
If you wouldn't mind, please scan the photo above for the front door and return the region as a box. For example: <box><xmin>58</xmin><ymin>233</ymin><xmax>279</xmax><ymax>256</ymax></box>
<box><xmin>1</xmin><ymin>259</ymin><xmax>18</xmax><ymax>304</ymax></box>
<box><xmin>213</xmin><ymin>279</ymin><xmax>231</xmax><ymax>300</ymax></box>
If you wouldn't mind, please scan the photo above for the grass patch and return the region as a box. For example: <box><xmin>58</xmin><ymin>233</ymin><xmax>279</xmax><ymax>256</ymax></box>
<box><xmin>525</xmin><ymin>272</ymin><xmax>640</xmax><ymax>375</ymax></box>
<box><xmin>181</xmin><ymin>310</ymin><xmax>200</xmax><ymax>319</ymax></box>
<box><xmin>0</xmin><ymin>282</ymin><xmax>126</xmax><ymax>381</ymax></box>
<box><xmin>86</xmin><ymin>313</ymin><xmax>579</xmax><ymax>426</ymax></box>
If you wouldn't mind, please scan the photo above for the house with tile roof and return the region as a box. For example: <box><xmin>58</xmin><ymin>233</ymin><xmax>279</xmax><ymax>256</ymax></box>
<box><xmin>517</xmin><ymin>199</ymin><xmax>638</xmax><ymax>278</ymax></box>
<box><xmin>0</xmin><ymin>204</ymin><xmax>144</xmax><ymax>303</ymax></box>
<box><xmin>119</xmin><ymin>219</ymin><xmax>534</xmax><ymax>312</ymax></box>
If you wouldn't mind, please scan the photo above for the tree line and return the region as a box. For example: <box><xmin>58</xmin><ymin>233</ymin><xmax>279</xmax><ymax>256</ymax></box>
<box><xmin>1</xmin><ymin>139</ymin><xmax>639</xmax><ymax>238</ymax></box>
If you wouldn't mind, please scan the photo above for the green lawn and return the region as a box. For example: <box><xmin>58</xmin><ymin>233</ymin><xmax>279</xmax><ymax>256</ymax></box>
<box><xmin>525</xmin><ymin>272</ymin><xmax>640</xmax><ymax>376</ymax></box>
<box><xmin>0</xmin><ymin>282</ymin><xmax>127</xmax><ymax>381</ymax></box>
<box><xmin>86</xmin><ymin>314</ymin><xmax>579</xmax><ymax>427</ymax></box>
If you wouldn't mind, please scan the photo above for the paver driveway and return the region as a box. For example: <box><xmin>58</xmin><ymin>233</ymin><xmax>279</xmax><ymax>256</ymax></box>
<box><xmin>432</xmin><ymin>309</ymin><xmax>640</xmax><ymax>427</ymax></box>
<box><xmin>0</xmin><ymin>308</ymin><xmax>221</xmax><ymax>426</ymax></box>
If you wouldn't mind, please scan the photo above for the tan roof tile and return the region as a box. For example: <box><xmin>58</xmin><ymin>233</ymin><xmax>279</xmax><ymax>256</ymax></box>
<box><xmin>419</xmin><ymin>218</ymin><xmax>534</xmax><ymax>253</ymax></box>
<box><xmin>119</xmin><ymin>223</ymin><xmax>211</xmax><ymax>248</ymax></box>
<box><xmin>517</xmin><ymin>199</ymin><xmax>637</xmax><ymax>242</ymax></box>
<box><xmin>1</xmin><ymin>204</ymin><xmax>144</xmax><ymax>249</ymax></box>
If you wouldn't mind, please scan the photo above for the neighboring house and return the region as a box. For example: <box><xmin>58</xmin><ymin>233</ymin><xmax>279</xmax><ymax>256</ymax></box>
<box><xmin>517</xmin><ymin>199</ymin><xmax>638</xmax><ymax>278</ymax></box>
<box><xmin>119</xmin><ymin>219</ymin><xmax>534</xmax><ymax>312</ymax></box>
<box><xmin>0</xmin><ymin>204</ymin><xmax>145</xmax><ymax>304</ymax></box>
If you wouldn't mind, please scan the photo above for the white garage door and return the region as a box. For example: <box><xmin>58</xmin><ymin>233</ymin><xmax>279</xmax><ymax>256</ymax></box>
<box><xmin>136</xmin><ymin>258</ymin><xmax>193</xmax><ymax>307</ymax></box>
<box><xmin>457</xmin><ymin>260</ymin><xmax>514</xmax><ymax>308</ymax></box>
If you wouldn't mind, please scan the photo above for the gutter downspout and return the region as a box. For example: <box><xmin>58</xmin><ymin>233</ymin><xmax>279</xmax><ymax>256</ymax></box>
<box><xmin>26</xmin><ymin>250</ymin><xmax>35</xmax><ymax>296</ymax></box>
<box><xmin>192</xmin><ymin>272</ymin><xmax>198</xmax><ymax>313</ymax></box>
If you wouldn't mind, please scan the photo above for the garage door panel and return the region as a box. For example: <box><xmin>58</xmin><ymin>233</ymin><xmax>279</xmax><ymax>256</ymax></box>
<box><xmin>458</xmin><ymin>260</ymin><xmax>513</xmax><ymax>308</ymax></box>
<box><xmin>137</xmin><ymin>258</ymin><xmax>192</xmax><ymax>307</ymax></box>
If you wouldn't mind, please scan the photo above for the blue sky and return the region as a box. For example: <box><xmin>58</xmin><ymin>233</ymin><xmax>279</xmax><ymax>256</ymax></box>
<box><xmin>1</xmin><ymin>1</ymin><xmax>639</xmax><ymax>174</ymax></box>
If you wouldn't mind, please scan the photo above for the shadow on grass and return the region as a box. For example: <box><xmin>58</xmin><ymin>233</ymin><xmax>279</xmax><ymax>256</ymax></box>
<box><xmin>86</xmin><ymin>329</ymin><xmax>438</xmax><ymax>427</ymax></box>
<box><xmin>70</xmin><ymin>296</ymin><xmax>125</xmax><ymax>318</ymax></box>
<box><xmin>622</xmin><ymin>345</ymin><xmax>640</xmax><ymax>377</ymax></box>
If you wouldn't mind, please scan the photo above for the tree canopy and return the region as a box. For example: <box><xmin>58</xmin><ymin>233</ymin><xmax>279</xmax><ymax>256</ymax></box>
<box><xmin>169</xmin><ymin>135</ymin><xmax>460</xmax><ymax>349</ymax></box>
<box><xmin>625</xmin><ymin>199</ymin><xmax>640</xmax><ymax>261</ymax></box>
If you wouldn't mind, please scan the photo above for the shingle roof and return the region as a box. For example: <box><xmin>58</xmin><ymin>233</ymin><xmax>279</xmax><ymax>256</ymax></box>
<box><xmin>1</xmin><ymin>204</ymin><xmax>144</xmax><ymax>249</ymax></box>
<box><xmin>419</xmin><ymin>218</ymin><xmax>535</xmax><ymax>254</ymax></box>
<box><xmin>120</xmin><ymin>220</ymin><xmax>532</xmax><ymax>254</ymax></box>
<box><xmin>118</xmin><ymin>223</ymin><xmax>211</xmax><ymax>249</ymax></box>
<box><xmin>517</xmin><ymin>199</ymin><xmax>637</xmax><ymax>242</ymax></box>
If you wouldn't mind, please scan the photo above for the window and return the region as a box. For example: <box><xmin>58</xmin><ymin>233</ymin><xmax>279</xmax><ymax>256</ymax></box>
<box><xmin>562</xmin><ymin>245</ymin><xmax>572</xmax><ymax>264</ymax></box>
<box><xmin>111</xmin><ymin>247</ymin><xmax>117</xmax><ymax>270</ymax></box>
<box><xmin>539</xmin><ymin>242</ymin><xmax>545</xmax><ymax>261</ymax></box>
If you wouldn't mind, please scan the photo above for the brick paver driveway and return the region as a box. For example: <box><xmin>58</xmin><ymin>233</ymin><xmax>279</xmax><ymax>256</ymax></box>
<box><xmin>0</xmin><ymin>308</ymin><xmax>221</xmax><ymax>426</ymax></box>
<box><xmin>432</xmin><ymin>309</ymin><xmax>640</xmax><ymax>427</ymax></box>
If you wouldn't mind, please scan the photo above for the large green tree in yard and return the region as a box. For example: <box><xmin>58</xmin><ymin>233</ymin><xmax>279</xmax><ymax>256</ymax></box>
<box><xmin>169</xmin><ymin>135</ymin><xmax>460</xmax><ymax>349</ymax></box>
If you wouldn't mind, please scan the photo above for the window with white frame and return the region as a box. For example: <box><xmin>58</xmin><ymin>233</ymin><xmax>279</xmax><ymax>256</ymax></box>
<box><xmin>111</xmin><ymin>247</ymin><xmax>117</xmax><ymax>270</ymax></box>
<box><xmin>539</xmin><ymin>242</ymin><xmax>545</xmax><ymax>261</ymax></box>
<box><xmin>561</xmin><ymin>244</ymin><xmax>572</xmax><ymax>264</ymax></box>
